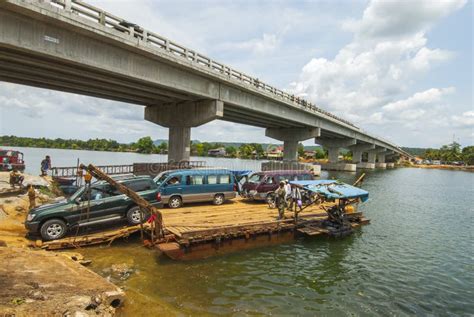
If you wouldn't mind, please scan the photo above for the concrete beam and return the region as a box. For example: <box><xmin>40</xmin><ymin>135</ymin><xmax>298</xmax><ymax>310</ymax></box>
<box><xmin>145</xmin><ymin>99</ymin><xmax>223</xmax><ymax>162</ymax></box>
<box><xmin>145</xmin><ymin>99</ymin><xmax>223</xmax><ymax>127</ymax></box>
<box><xmin>266</xmin><ymin>128</ymin><xmax>320</xmax><ymax>161</ymax></box>
<box><xmin>315</xmin><ymin>137</ymin><xmax>357</xmax><ymax>149</ymax></box>
<box><xmin>265</xmin><ymin>127</ymin><xmax>321</xmax><ymax>141</ymax></box>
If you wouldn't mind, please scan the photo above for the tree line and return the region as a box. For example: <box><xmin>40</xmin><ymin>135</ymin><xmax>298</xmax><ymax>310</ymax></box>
<box><xmin>0</xmin><ymin>135</ymin><xmax>308</xmax><ymax>159</ymax></box>
<box><xmin>421</xmin><ymin>142</ymin><xmax>474</xmax><ymax>165</ymax></box>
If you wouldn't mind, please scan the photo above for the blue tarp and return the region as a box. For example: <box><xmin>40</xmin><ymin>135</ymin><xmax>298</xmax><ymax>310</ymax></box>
<box><xmin>290</xmin><ymin>180</ymin><xmax>369</xmax><ymax>202</ymax></box>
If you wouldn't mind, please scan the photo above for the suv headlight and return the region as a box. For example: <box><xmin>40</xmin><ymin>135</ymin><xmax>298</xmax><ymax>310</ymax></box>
<box><xmin>26</xmin><ymin>214</ymin><xmax>36</xmax><ymax>222</ymax></box>
<box><xmin>249</xmin><ymin>190</ymin><xmax>257</xmax><ymax>196</ymax></box>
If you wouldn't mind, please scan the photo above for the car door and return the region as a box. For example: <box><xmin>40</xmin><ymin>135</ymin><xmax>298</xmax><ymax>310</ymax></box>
<box><xmin>259</xmin><ymin>176</ymin><xmax>276</xmax><ymax>196</ymax></box>
<box><xmin>75</xmin><ymin>184</ymin><xmax>123</xmax><ymax>227</ymax></box>
<box><xmin>162</xmin><ymin>175</ymin><xmax>183</xmax><ymax>201</ymax></box>
<box><xmin>185</xmin><ymin>173</ymin><xmax>206</xmax><ymax>202</ymax></box>
<box><xmin>205</xmin><ymin>174</ymin><xmax>220</xmax><ymax>201</ymax></box>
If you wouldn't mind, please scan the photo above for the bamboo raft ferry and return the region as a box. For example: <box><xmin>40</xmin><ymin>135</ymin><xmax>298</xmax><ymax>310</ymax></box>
<box><xmin>156</xmin><ymin>180</ymin><xmax>370</xmax><ymax>260</ymax></box>
<box><xmin>41</xmin><ymin>165</ymin><xmax>370</xmax><ymax>261</ymax></box>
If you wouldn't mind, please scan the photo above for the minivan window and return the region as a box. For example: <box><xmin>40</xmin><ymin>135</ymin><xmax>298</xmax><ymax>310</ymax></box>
<box><xmin>208</xmin><ymin>175</ymin><xmax>218</xmax><ymax>184</ymax></box>
<box><xmin>188</xmin><ymin>175</ymin><xmax>204</xmax><ymax>185</ymax></box>
<box><xmin>219</xmin><ymin>174</ymin><xmax>230</xmax><ymax>184</ymax></box>
<box><xmin>248</xmin><ymin>174</ymin><xmax>263</xmax><ymax>183</ymax></box>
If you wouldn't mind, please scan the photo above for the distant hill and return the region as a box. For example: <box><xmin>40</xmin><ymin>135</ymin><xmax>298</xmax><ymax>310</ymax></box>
<box><xmin>402</xmin><ymin>147</ymin><xmax>428</xmax><ymax>156</ymax></box>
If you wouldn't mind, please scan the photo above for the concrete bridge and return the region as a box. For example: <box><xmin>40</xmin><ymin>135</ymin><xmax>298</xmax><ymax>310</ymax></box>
<box><xmin>0</xmin><ymin>0</ymin><xmax>412</xmax><ymax>169</ymax></box>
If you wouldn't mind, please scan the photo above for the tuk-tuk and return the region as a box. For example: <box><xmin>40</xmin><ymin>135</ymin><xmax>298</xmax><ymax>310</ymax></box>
<box><xmin>0</xmin><ymin>149</ymin><xmax>25</xmax><ymax>171</ymax></box>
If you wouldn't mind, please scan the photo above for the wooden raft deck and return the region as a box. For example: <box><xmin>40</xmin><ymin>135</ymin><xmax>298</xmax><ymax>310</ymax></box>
<box><xmin>158</xmin><ymin>198</ymin><xmax>368</xmax><ymax>260</ymax></box>
<box><xmin>162</xmin><ymin>198</ymin><xmax>339</xmax><ymax>241</ymax></box>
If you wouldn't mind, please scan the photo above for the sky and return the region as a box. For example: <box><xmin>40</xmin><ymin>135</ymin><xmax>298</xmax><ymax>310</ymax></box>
<box><xmin>0</xmin><ymin>0</ymin><xmax>472</xmax><ymax>148</ymax></box>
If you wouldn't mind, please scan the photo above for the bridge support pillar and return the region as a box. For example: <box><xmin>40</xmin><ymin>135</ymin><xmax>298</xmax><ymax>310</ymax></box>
<box><xmin>349</xmin><ymin>143</ymin><xmax>376</xmax><ymax>169</ymax></box>
<box><xmin>168</xmin><ymin>127</ymin><xmax>191</xmax><ymax>163</ymax></box>
<box><xmin>265</xmin><ymin>128</ymin><xmax>321</xmax><ymax>162</ymax></box>
<box><xmin>145</xmin><ymin>99</ymin><xmax>223</xmax><ymax>162</ymax></box>
<box><xmin>315</xmin><ymin>138</ymin><xmax>357</xmax><ymax>171</ymax></box>
<box><xmin>367</xmin><ymin>147</ymin><xmax>388</xmax><ymax>168</ymax></box>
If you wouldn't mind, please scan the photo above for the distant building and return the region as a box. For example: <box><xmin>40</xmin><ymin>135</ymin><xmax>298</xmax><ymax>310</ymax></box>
<box><xmin>266</xmin><ymin>145</ymin><xmax>283</xmax><ymax>159</ymax></box>
<box><xmin>432</xmin><ymin>160</ymin><xmax>441</xmax><ymax>165</ymax></box>
<box><xmin>208</xmin><ymin>147</ymin><xmax>226</xmax><ymax>157</ymax></box>
<box><xmin>303</xmin><ymin>150</ymin><xmax>316</xmax><ymax>158</ymax></box>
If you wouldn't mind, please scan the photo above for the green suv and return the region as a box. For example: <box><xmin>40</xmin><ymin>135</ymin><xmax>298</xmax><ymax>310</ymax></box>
<box><xmin>25</xmin><ymin>176</ymin><xmax>162</xmax><ymax>241</ymax></box>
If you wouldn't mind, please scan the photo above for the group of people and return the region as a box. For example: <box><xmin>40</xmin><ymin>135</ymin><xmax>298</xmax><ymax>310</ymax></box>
<box><xmin>274</xmin><ymin>180</ymin><xmax>303</xmax><ymax>220</ymax></box>
<box><xmin>7</xmin><ymin>155</ymin><xmax>51</xmax><ymax>212</ymax></box>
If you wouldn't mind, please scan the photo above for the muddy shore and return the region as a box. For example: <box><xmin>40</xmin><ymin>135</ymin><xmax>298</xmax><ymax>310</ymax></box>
<box><xmin>0</xmin><ymin>172</ymin><xmax>125</xmax><ymax>316</ymax></box>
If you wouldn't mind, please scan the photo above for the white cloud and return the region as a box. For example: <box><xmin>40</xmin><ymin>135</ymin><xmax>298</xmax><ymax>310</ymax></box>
<box><xmin>451</xmin><ymin>111</ymin><xmax>474</xmax><ymax>128</ymax></box>
<box><xmin>343</xmin><ymin>0</ymin><xmax>467</xmax><ymax>39</ymax></box>
<box><xmin>288</xmin><ymin>0</ymin><xmax>467</xmax><ymax>145</ymax></box>
<box><xmin>218</xmin><ymin>33</ymin><xmax>281</xmax><ymax>55</ymax></box>
<box><xmin>382</xmin><ymin>87</ymin><xmax>455</xmax><ymax>112</ymax></box>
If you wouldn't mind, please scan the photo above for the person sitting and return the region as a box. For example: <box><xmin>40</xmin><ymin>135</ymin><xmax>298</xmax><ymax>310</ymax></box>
<box><xmin>167</xmin><ymin>177</ymin><xmax>180</xmax><ymax>185</ymax></box>
<box><xmin>9</xmin><ymin>169</ymin><xmax>24</xmax><ymax>188</ymax></box>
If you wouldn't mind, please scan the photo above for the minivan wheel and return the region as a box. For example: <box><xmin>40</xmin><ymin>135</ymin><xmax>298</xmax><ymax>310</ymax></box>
<box><xmin>213</xmin><ymin>194</ymin><xmax>225</xmax><ymax>205</ymax></box>
<box><xmin>168</xmin><ymin>196</ymin><xmax>182</xmax><ymax>208</ymax></box>
<box><xmin>40</xmin><ymin>219</ymin><xmax>67</xmax><ymax>241</ymax></box>
<box><xmin>126</xmin><ymin>206</ymin><xmax>147</xmax><ymax>225</ymax></box>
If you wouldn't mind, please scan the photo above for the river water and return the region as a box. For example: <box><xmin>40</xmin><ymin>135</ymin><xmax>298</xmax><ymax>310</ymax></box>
<box><xmin>4</xmin><ymin>147</ymin><xmax>473</xmax><ymax>315</ymax></box>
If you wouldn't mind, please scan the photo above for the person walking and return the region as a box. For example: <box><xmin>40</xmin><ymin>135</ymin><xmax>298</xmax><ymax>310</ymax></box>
<box><xmin>284</xmin><ymin>180</ymin><xmax>292</xmax><ymax>210</ymax></box>
<box><xmin>275</xmin><ymin>181</ymin><xmax>287</xmax><ymax>220</ymax></box>
<box><xmin>27</xmin><ymin>184</ymin><xmax>36</xmax><ymax>211</ymax></box>
<box><xmin>40</xmin><ymin>155</ymin><xmax>51</xmax><ymax>176</ymax></box>
<box><xmin>289</xmin><ymin>185</ymin><xmax>302</xmax><ymax>212</ymax></box>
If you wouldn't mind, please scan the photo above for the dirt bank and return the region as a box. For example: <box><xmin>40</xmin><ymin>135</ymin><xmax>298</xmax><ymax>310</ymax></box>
<box><xmin>0</xmin><ymin>247</ymin><xmax>124</xmax><ymax>316</ymax></box>
<box><xmin>410</xmin><ymin>164</ymin><xmax>474</xmax><ymax>172</ymax></box>
<box><xmin>0</xmin><ymin>172</ymin><xmax>125</xmax><ymax>316</ymax></box>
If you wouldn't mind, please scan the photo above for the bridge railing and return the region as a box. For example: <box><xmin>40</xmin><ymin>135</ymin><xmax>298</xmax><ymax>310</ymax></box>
<box><xmin>45</xmin><ymin>0</ymin><xmax>359</xmax><ymax>130</ymax></box>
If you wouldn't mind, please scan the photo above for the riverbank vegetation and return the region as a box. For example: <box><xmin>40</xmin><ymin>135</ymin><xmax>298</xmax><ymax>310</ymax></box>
<box><xmin>0</xmin><ymin>135</ymin><xmax>309</xmax><ymax>159</ymax></box>
<box><xmin>418</xmin><ymin>142</ymin><xmax>473</xmax><ymax>165</ymax></box>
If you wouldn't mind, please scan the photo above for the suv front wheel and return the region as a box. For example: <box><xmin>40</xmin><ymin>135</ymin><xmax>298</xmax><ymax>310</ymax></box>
<box><xmin>40</xmin><ymin>219</ymin><xmax>67</xmax><ymax>241</ymax></box>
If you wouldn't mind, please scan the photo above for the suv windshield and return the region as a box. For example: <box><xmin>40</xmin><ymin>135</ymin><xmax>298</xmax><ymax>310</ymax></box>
<box><xmin>248</xmin><ymin>173</ymin><xmax>263</xmax><ymax>183</ymax></box>
<box><xmin>154</xmin><ymin>172</ymin><xmax>169</xmax><ymax>186</ymax></box>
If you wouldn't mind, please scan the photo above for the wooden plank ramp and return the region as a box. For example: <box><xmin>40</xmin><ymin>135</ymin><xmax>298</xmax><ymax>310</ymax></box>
<box><xmin>40</xmin><ymin>224</ymin><xmax>149</xmax><ymax>250</ymax></box>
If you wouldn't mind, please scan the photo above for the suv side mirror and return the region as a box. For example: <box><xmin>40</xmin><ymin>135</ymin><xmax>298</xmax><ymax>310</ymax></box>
<box><xmin>74</xmin><ymin>197</ymin><xmax>82</xmax><ymax>205</ymax></box>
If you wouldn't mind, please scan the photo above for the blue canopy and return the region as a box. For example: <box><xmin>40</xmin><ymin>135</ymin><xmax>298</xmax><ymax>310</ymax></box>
<box><xmin>290</xmin><ymin>180</ymin><xmax>369</xmax><ymax>202</ymax></box>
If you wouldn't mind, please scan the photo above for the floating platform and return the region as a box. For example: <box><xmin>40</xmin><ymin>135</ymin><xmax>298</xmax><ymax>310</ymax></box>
<box><xmin>157</xmin><ymin>198</ymin><xmax>369</xmax><ymax>260</ymax></box>
<box><xmin>37</xmin><ymin>198</ymin><xmax>369</xmax><ymax>260</ymax></box>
